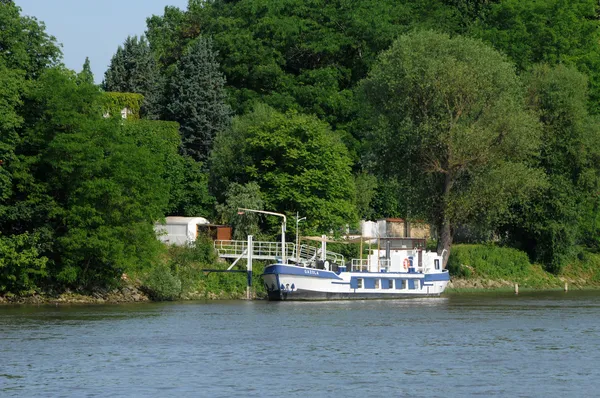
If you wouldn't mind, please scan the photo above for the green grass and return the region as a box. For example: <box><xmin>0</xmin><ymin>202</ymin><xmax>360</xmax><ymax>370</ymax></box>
<box><xmin>447</xmin><ymin>244</ymin><xmax>600</xmax><ymax>290</ymax></box>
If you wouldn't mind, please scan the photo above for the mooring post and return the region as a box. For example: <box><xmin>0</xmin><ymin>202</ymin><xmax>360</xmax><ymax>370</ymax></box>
<box><xmin>247</xmin><ymin>235</ymin><xmax>253</xmax><ymax>300</ymax></box>
<box><xmin>514</xmin><ymin>283</ymin><xmax>519</xmax><ymax>295</ymax></box>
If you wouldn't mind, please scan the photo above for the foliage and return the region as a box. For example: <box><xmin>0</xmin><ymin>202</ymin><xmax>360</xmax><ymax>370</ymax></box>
<box><xmin>77</xmin><ymin>57</ymin><xmax>94</xmax><ymax>86</ymax></box>
<box><xmin>0</xmin><ymin>232</ymin><xmax>48</xmax><ymax>294</ymax></box>
<box><xmin>215</xmin><ymin>182</ymin><xmax>264</xmax><ymax>240</ymax></box>
<box><xmin>45</xmin><ymin>116</ymin><xmax>172</xmax><ymax>287</ymax></box>
<box><xmin>0</xmin><ymin>2</ymin><xmax>61</xmax><ymax>79</ymax></box>
<box><xmin>446</xmin><ymin>244</ymin><xmax>560</xmax><ymax>288</ymax></box>
<box><xmin>155</xmin><ymin>0</ymin><xmax>464</xmax><ymax>131</ymax></box>
<box><xmin>142</xmin><ymin>263</ymin><xmax>182</xmax><ymax>301</ymax></box>
<box><xmin>142</xmin><ymin>235</ymin><xmax>219</xmax><ymax>300</ymax></box>
<box><xmin>102</xmin><ymin>35</ymin><xmax>163</xmax><ymax>119</ymax></box>
<box><xmin>100</xmin><ymin>92</ymin><xmax>143</xmax><ymax>119</ymax></box>
<box><xmin>210</xmin><ymin>104</ymin><xmax>357</xmax><ymax>233</ymax></box>
<box><xmin>165</xmin><ymin>36</ymin><xmax>231</xmax><ymax>162</ymax></box>
<box><xmin>500</xmin><ymin>64</ymin><xmax>600</xmax><ymax>272</ymax></box>
<box><xmin>354</xmin><ymin>172</ymin><xmax>378</xmax><ymax>220</ymax></box>
<box><xmin>470</xmin><ymin>0</ymin><xmax>600</xmax><ymax>112</ymax></box>
<box><xmin>360</xmin><ymin>31</ymin><xmax>546</xmax><ymax>264</ymax></box>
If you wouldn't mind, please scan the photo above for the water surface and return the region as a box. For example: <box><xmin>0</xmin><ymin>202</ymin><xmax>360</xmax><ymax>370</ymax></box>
<box><xmin>1</xmin><ymin>291</ymin><xmax>599</xmax><ymax>397</ymax></box>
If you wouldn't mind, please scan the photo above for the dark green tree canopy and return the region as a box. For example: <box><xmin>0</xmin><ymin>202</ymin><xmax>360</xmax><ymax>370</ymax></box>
<box><xmin>103</xmin><ymin>35</ymin><xmax>163</xmax><ymax>119</ymax></box>
<box><xmin>471</xmin><ymin>0</ymin><xmax>600</xmax><ymax>111</ymax></box>
<box><xmin>76</xmin><ymin>57</ymin><xmax>94</xmax><ymax>86</ymax></box>
<box><xmin>165</xmin><ymin>36</ymin><xmax>231</xmax><ymax>162</ymax></box>
<box><xmin>210</xmin><ymin>104</ymin><xmax>357</xmax><ymax>233</ymax></box>
<box><xmin>361</xmin><ymin>31</ymin><xmax>545</xmax><ymax>264</ymax></box>
<box><xmin>0</xmin><ymin>2</ymin><xmax>61</xmax><ymax>79</ymax></box>
<box><xmin>501</xmin><ymin>64</ymin><xmax>600</xmax><ymax>271</ymax></box>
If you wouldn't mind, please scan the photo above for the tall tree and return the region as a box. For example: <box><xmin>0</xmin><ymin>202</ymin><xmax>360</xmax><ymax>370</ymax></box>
<box><xmin>165</xmin><ymin>36</ymin><xmax>231</xmax><ymax>162</ymax></box>
<box><xmin>501</xmin><ymin>64</ymin><xmax>600</xmax><ymax>271</ymax></box>
<box><xmin>76</xmin><ymin>57</ymin><xmax>94</xmax><ymax>85</ymax></box>
<box><xmin>210</xmin><ymin>104</ymin><xmax>357</xmax><ymax>233</ymax></box>
<box><xmin>0</xmin><ymin>2</ymin><xmax>60</xmax><ymax>293</ymax></box>
<box><xmin>103</xmin><ymin>35</ymin><xmax>163</xmax><ymax>119</ymax></box>
<box><xmin>361</xmin><ymin>31</ymin><xmax>545</xmax><ymax>266</ymax></box>
<box><xmin>470</xmin><ymin>0</ymin><xmax>600</xmax><ymax>112</ymax></box>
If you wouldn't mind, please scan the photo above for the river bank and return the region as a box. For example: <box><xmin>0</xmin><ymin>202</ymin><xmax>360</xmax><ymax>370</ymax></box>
<box><xmin>3</xmin><ymin>243</ymin><xmax>599</xmax><ymax>304</ymax></box>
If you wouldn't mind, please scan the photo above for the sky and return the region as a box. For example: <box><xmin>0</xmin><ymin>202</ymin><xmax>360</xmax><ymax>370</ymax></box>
<box><xmin>16</xmin><ymin>0</ymin><xmax>189</xmax><ymax>83</ymax></box>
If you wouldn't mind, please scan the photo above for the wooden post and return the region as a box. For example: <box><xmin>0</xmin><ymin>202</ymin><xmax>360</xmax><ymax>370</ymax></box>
<box><xmin>564</xmin><ymin>282</ymin><xmax>568</xmax><ymax>293</ymax></box>
<box><xmin>246</xmin><ymin>235</ymin><xmax>253</xmax><ymax>300</ymax></box>
<box><xmin>514</xmin><ymin>283</ymin><xmax>519</xmax><ymax>295</ymax></box>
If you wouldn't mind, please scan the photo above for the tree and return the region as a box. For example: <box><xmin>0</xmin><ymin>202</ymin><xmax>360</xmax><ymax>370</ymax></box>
<box><xmin>361</xmin><ymin>31</ymin><xmax>545</xmax><ymax>266</ymax></box>
<box><xmin>76</xmin><ymin>57</ymin><xmax>94</xmax><ymax>85</ymax></box>
<box><xmin>165</xmin><ymin>36</ymin><xmax>231</xmax><ymax>162</ymax></box>
<box><xmin>470</xmin><ymin>0</ymin><xmax>600</xmax><ymax>112</ymax></box>
<box><xmin>148</xmin><ymin>0</ymin><xmax>465</xmax><ymax>145</ymax></box>
<box><xmin>0</xmin><ymin>2</ymin><xmax>60</xmax><ymax>79</ymax></box>
<box><xmin>210</xmin><ymin>104</ymin><xmax>357</xmax><ymax>233</ymax></box>
<box><xmin>145</xmin><ymin>6</ymin><xmax>188</xmax><ymax>69</ymax></box>
<box><xmin>103</xmin><ymin>35</ymin><xmax>163</xmax><ymax>119</ymax></box>
<box><xmin>501</xmin><ymin>64</ymin><xmax>600</xmax><ymax>271</ymax></box>
<box><xmin>0</xmin><ymin>3</ymin><xmax>61</xmax><ymax>293</ymax></box>
<box><xmin>216</xmin><ymin>182</ymin><xmax>264</xmax><ymax>240</ymax></box>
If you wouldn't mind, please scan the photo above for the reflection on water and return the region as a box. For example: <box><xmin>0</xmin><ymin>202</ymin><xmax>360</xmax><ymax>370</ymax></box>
<box><xmin>1</xmin><ymin>291</ymin><xmax>599</xmax><ymax>397</ymax></box>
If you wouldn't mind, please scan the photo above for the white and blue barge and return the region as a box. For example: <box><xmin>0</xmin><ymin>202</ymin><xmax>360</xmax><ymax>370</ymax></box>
<box><xmin>262</xmin><ymin>238</ymin><xmax>449</xmax><ymax>301</ymax></box>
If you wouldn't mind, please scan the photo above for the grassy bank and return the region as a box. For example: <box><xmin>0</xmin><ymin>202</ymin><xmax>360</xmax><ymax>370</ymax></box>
<box><xmin>446</xmin><ymin>244</ymin><xmax>600</xmax><ymax>292</ymax></box>
<box><xmin>5</xmin><ymin>241</ymin><xmax>600</xmax><ymax>304</ymax></box>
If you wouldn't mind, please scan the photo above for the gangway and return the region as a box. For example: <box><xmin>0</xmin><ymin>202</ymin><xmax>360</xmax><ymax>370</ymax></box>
<box><xmin>213</xmin><ymin>240</ymin><xmax>345</xmax><ymax>265</ymax></box>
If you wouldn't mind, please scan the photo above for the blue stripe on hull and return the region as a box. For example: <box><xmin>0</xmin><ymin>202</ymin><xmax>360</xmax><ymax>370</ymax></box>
<box><xmin>268</xmin><ymin>289</ymin><xmax>442</xmax><ymax>301</ymax></box>
<box><xmin>263</xmin><ymin>264</ymin><xmax>343</xmax><ymax>280</ymax></box>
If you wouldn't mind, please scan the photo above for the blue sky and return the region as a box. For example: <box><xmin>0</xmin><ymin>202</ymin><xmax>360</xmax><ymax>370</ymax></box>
<box><xmin>16</xmin><ymin>0</ymin><xmax>189</xmax><ymax>83</ymax></box>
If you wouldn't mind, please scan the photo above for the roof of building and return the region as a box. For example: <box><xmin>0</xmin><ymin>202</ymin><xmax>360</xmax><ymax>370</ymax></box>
<box><xmin>158</xmin><ymin>216</ymin><xmax>210</xmax><ymax>225</ymax></box>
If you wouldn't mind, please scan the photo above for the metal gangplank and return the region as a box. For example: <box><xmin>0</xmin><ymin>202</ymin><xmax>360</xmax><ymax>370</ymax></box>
<box><xmin>213</xmin><ymin>240</ymin><xmax>345</xmax><ymax>265</ymax></box>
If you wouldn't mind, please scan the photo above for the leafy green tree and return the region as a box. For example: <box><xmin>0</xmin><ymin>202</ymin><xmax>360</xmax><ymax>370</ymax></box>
<box><xmin>216</xmin><ymin>182</ymin><xmax>264</xmax><ymax>240</ymax></box>
<box><xmin>145</xmin><ymin>5</ymin><xmax>188</xmax><ymax>69</ymax></box>
<box><xmin>0</xmin><ymin>232</ymin><xmax>48</xmax><ymax>294</ymax></box>
<box><xmin>166</xmin><ymin>156</ymin><xmax>216</xmax><ymax>217</ymax></box>
<box><xmin>501</xmin><ymin>64</ymin><xmax>600</xmax><ymax>271</ymax></box>
<box><xmin>0</xmin><ymin>2</ymin><xmax>60</xmax><ymax>79</ymax></box>
<box><xmin>361</xmin><ymin>31</ymin><xmax>545</xmax><ymax>266</ymax></box>
<box><xmin>76</xmin><ymin>57</ymin><xmax>94</xmax><ymax>85</ymax></box>
<box><xmin>165</xmin><ymin>36</ymin><xmax>231</xmax><ymax>162</ymax></box>
<box><xmin>45</xmin><ymin>117</ymin><xmax>171</xmax><ymax>287</ymax></box>
<box><xmin>103</xmin><ymin>35</ymin><xmax>163</xmax><ymax>119</ymax></box>
<box><xmin>210</xmin><ymin>104</ymin><xmax>357</xmax><ymax>233</ymax></box>
<box><xmin>471</xmin><ymin>0</ymin><xmax>600</xmax><ymax>111</ymax></box>
<box><xmin>149</xmin><ymin>0</ymin><xmax>464</xmax><ymax>139</ymax></box>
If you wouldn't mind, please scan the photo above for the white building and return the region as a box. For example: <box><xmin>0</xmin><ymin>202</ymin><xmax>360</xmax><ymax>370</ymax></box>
<box><xmin>154</xmin><ymin>216</ymin><xmax>210</xmax><ymax>245</ymax></box>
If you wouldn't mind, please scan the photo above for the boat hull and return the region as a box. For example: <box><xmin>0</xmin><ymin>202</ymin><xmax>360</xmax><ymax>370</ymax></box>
<box><xmin>262</xmin><ymin>264</ymin><xmax>449</xmax><ymax>301</ymax></box>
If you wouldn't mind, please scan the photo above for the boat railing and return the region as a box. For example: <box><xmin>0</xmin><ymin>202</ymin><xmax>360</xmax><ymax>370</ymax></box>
<box><xmin>350</xmin><ymin>258</ymin><xmax>369</xmax><ymax>272</ymax></box>
<box><xmin>350</xmin><ymin>258</ymin><xmax>391</xmax><ymax>272</ymax></box>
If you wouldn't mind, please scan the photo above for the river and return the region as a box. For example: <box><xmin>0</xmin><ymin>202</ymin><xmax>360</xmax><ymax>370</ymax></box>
<box><xmin>1</xmin><ymin>291</ymin><xmax>599</xmax><ymax>397</ymax></box>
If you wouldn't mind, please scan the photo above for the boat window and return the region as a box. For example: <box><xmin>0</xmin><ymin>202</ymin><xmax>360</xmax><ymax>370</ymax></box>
<box><xmin>357</xmin><ymin>278</ymin><xmax>363</xmax><ymax>288</ymax></box>
<box><xmin>388</xmin><ymin>279</ymin><xmax>394</xmax><ymax>289</ymax></box>
<box><xmin>374</xmin><ymin>279</ymin><xmax>380</xmax><ymax>289</ymax></box>
<box><xmin>434</xmin><ymin>259</ymin><xmax>440</xmax><ymax>270</ymax></box>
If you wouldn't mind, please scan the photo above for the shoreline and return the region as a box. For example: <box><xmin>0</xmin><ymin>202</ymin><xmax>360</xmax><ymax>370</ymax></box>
<box><xmin>2</xmin><ymin>278</ymin><xmax>599</xmax><ymax>305</ymax></box>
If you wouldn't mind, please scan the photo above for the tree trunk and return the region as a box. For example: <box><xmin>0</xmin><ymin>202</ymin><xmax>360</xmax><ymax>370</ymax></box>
<box><xmin>437</xmin><ymin>173</ymin><xmax>454</xmax><ymax>268</ymax></box>
<box><xmin>437</xmin><ymin>219</ymin><xmax>453</xmax><ymax>269</ymax></box>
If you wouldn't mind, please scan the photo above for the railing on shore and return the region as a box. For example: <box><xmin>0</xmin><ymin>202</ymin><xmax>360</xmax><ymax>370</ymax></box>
<box><xmin>214</xmin><ymin>240</ymin><xmax>344</xmax><ymax>265</ymax></box>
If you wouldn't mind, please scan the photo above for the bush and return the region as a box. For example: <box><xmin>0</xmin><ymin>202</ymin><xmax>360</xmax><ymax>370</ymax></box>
<box><xmin>446</xmin><ymin>244</ymin><xmax>561</xmax><ymax>288</ymax></box>
<box><xmin>142</xmin><ymin>263</ymin><xmax>182</xmax><ymax>301</ymax></box>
